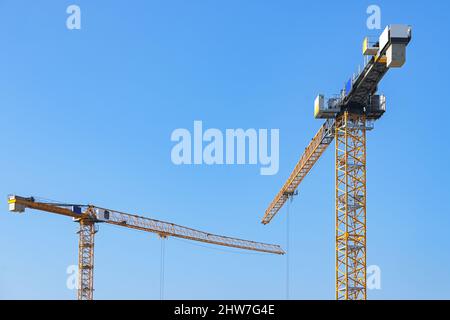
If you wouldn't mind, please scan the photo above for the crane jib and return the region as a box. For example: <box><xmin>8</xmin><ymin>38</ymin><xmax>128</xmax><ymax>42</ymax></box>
<box><xmin>261</xmin><ymin>119</ymin><xmax>335</xmax><ymax>224</ymax></box>
<box><xmin>8</xmin><ymin>195</ymin><xmax>284</xmax><ymax>255</ymax></box>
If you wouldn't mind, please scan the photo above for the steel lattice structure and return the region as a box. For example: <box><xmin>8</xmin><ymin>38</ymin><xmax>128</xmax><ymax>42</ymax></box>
<box><xmin>335</xmin><ymin>112</ymin><xmax>367</xmax><ymax>300</ymax></box>
<box><xmin>262</xmin><ymin>119</ymin><xmax>334</xmax><ymax>225</ymax></box>
<box><xmin>8</xmin><ymin>195</ymin><xmax>284</xmax><ymax>300</ymax></box>
<box><xmin>261</xmin><ymin>25</ymin><xmax>411</xmax><ymax>299</ymax></box>
<box><xmin>77</xmin><ymin>218</ymin><xmax>96</xmax><ymax>300</ymax></box>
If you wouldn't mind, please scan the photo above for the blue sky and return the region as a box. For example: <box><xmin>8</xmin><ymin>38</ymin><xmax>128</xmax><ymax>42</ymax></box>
<box><xmin>1</xmin><ymin>0</ymin><xmax>449</xmax><ymax>299</ymax></box>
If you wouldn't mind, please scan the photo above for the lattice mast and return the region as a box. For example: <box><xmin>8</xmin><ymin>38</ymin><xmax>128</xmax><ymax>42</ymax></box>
<box><xmin>335</xmin><ymin>112</ymin><xmax>367</xmax><ymax>300</ymax></box>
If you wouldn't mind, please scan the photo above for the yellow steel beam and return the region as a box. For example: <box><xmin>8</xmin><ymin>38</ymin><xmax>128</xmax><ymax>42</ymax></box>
<box><xmin>8</xmin><ymin>195</ymin><xmax>83</xmax><ymax>219</ymax></box>
<box><xmin>335</xmin><ymin>112</ymin><xmax>367</xmax><ymax>300</ymax></box>
<box><xmin>91</xmin><ymin>206</ymin><xmax>285</xmax><ymax>255</ymax></box>
<box><xmin>261</xmin><ymin>120</ymin><xmax>334</xmax><ymax>224</ymax></box>
<box><xmin>77</xmin><ymin>214</ymin><xmax>95</xmax><ymax>300</ymax></box>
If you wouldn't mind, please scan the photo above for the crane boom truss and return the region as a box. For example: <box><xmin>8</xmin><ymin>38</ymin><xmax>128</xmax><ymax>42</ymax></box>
<box><xmin>94</xmin><ymin>205</ymin><xmax>284</xmax><ymax>254</ymax></box>
<box><xmin>261</xmin><ymin>119</ymin><xmax>335</xmax><ymax>224</ymax></box>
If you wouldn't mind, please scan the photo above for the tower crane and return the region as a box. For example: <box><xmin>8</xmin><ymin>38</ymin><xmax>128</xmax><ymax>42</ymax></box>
<box><xmin>261</xmin><ymin>25</ymin><xmax>412</xmax><ymax>300</ymax></box>
<box><xmin>8</xmin><ymin>194</ymin><xmax>284</xmax><ymax>300</ymax></box>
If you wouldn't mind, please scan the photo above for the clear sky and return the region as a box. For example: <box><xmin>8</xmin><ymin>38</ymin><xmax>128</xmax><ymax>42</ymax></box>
<box><xmin>1</xmin><ymin>0</ymin><xmax>449</xmax><ymax>299</ymax></box>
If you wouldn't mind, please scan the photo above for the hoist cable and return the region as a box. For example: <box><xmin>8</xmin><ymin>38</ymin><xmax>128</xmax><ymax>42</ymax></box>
<box><xmin>160</xmin><ymin>237</ymin><xmax>166</xmax><ymax>300</ymax></box>
<box><xmin>286</xmin><ymin>197</ymin><xmax>291</xmax><ymax>300</ymax></box>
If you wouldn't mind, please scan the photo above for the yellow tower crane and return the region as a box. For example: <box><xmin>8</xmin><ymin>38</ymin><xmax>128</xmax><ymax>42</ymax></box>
<box><xmin>261</xmin><ymin>25</ymin><xmax>412</xmax><ymax>300</ymax></box>
<box><xmin>8</xmin><ymin>194</ymin><xmax>284</xmax><ymax>300</ymax></box>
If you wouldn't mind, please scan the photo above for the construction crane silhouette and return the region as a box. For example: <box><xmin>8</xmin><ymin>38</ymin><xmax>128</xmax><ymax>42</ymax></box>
<box><xmin>8</xmin><ymin>194</ymin><xmax>284</xmax><ymax>300</ymax></box>
<box><xmin>261</xmin><ymin>25</ymin><xmax>412</xmax><ymax>300</ymax></box>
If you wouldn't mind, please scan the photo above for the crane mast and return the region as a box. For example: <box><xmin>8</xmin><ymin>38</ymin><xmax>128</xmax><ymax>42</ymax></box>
<box><xmin>335</xmin><ymin>112</ymin><xmax>368</xmax><ymax>299</ymax></box>
<box><xmin>8</xmin><ymin>195</ymin><xmax>284</xmax><ymax>300</ymax></box>
<box><xmin>261</xmin><ymin>25</ymin><xmax>411</xmax><ymax>299</ymax></box>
